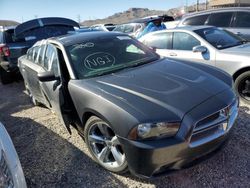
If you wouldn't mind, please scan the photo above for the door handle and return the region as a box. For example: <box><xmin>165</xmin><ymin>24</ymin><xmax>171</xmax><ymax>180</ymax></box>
<box><xmin>169</xmin><ymin>53</ymin><xmax>177</xmax><ymax>57</ymax></box>
<box><xmin>236</xmin><ymin>32</ymin><xmax>242</xmax><ymax>35</ymax></box>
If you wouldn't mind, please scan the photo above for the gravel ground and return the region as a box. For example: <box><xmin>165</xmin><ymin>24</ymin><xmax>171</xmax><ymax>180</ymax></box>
<box><xmin>0</xmin><ymin>81</ymin><xmax>249</xmax><ymax>188</ymax></box>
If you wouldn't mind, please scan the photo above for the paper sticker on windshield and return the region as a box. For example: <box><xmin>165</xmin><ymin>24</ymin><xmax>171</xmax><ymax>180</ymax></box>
<box><xmin>75</xmin><ymin>42</ymin><xmax>95</xmax><ymax>49</ymax></box>
<box><xmin>117</xmin><ymin>36</ymin><xmax>131</xmax><ymax>40</ymax></box>
<box><xmin>84</xmin><ymin>52</ymin><xmax>115</xmax><ymax>70</ymax></box>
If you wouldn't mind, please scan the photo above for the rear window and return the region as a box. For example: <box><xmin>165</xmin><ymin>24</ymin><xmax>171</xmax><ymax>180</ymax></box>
<box><xmin>207</xmin><ymin>12</ymin><xmax>234</xmax><ymax>27</ymax></box>
<box><xmin>183</xmin><ymin>14</ymin><xmax>209</xmax><ymax>26</ymax></box>
<box><xmin>143</xmin><ymin>32</ymin><xmax>172</xmax><ymax>49</ymax></box>
<box><xmin>18</xmin><ymin>25</ymin><xmax>74</xmax><ymax>42</ymax></box>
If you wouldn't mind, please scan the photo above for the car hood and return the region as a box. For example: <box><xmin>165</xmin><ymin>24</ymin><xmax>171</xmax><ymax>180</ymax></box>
<box><xmin>83</xmin><ymin>58</ymin><xmax>230</xmax><ymax>122</ymax></box>
<box><xmin>221</xmin><ymin>43</ymin><xmax>250</xmax><ymax>56</ymax></box>
<box><xmin>15</xmin><ymin>17</ymin><xmax>79</xmax><ymax>37</ymax></box>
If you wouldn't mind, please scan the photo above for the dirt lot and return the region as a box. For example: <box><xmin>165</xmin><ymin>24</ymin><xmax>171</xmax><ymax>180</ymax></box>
<box><xmin>0</xmin><ymin>81</ymin><xmax>249</xmax><ymax>188</ymax></box>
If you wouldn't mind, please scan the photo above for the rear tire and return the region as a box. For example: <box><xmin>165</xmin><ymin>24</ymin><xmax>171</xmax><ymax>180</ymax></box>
<box><xmin>0</xmin><ymin>67</ymin><xmax>12</xmax><ymax>85</ymax></box>
<box><xmin>84</xmin><ymin>116</ymin><xmax>128</xmax><ymax>174</ymax></box>
<box><xmin>235</xmin><ymin>71</ymin><xmax>250</xmax><ymax>104</ymax></box>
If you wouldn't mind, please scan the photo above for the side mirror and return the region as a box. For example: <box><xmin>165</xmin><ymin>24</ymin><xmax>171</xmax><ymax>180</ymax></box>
<box><xmin>192</xmin><ymin>45</ymin><xmax>207</xmax><ymax>53</ymax></box>
<box><xmin>37</xmin><ymin>71</ymin><xmax>59</xmax><ymax>82</ymax></box>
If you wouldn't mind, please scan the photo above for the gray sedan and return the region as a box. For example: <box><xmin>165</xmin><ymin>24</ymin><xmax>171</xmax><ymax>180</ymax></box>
<box><xmin>18</xmin><ymin>32</ymin><xmax>238</xmax><ymax>178</ymax></box>
<box><xmin>139</xmin><ymin>26</ymin><xmax>250</xmax><ymax>103</ymax></box>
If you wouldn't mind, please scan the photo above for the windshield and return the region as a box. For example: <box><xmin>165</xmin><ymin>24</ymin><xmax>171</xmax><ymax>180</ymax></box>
<box><xmin>113</xmin><ymin>24</ymin><xmax>135</xmax><ymax>33</ymax></box>
<box><xmin>66</xmin><ymin>35</ymin><xmax>159</xmax><ymax>79</ymax></box>
<box><xmin>194</xmin><ymin>27</ymin><xmax>244</xmax><ymax>50</ymax></box>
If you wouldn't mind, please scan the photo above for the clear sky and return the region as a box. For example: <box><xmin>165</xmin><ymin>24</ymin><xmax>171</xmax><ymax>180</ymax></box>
<box><xmin>0</xmin><ymin>0</ymin><xmax>199</xmax><ymax>23</ymax></box>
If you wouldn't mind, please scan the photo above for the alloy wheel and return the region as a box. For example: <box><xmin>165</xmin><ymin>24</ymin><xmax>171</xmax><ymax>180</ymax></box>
<box><xmin>87</xmin><ymin>122</ymin><xmax>126</xmax><ymax>169</ymax></box>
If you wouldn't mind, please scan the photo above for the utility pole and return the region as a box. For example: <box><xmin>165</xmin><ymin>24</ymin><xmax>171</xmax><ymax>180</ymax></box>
<box><xmin>196</xmin><ymin>0</ymin><xmax>199</xmax><ymax>11</ymax></box>
<box><xmin>77</xmin><ymin>14</ymin><xmax>81</xmax><ymax>24</ymax></box>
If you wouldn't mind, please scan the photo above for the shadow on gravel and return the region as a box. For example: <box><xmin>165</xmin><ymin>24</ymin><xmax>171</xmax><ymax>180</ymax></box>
<box><xmin>1</xmin><ymin>82</ymin><xmax>250</xmax><ymax>188</ymax></box>
<box><xmin>0</xmin><ymin>82</ymin><xmax>127</xmax><ymax>188</ymax></box>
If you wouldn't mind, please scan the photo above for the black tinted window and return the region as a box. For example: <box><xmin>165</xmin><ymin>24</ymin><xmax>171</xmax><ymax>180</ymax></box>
<box><xmin>32</xmin><ymin>46</ymin><xmax>39</xmax><ymax>62</ymax></box>
<box><xmin>207</xmin><ymin>12</ymin><xmax>234</xmax><ymax>27</ymax></box>
<box><xmin>0</xmin><ymin>32</ymin><xmax>3</xmax><ymax>43</ymax></box>
<box><xmin>37</xmin><ymin>45</ymin><xmax>46</xmax><ymax>65</ymax></box>
<box><xmin>183</xmin><ymin>14</ymin><xmax>209</xmax><ymax>25</ymax></box>
<box><xmin>67</xmin><ymin>36</ymin><xmax>159</xmax><ymax>79</ymax></box>
<box><xmin>3</xmin><ymin>29</ymin><xmax>15</xmax><ymax>43</ymax></box>
<box><xmin>143</xmin><ymin>32</ymin><xmax>172</xmax><ymax>49</ymax></box>
<box><xmin>173</xmin><ymin>32</ymin><xmax>200</xmax><ymax>51</ymax></box>
<box><xmin>235</xmin><ymin>12</ymin><xmax>250</xmax><ymax>28</ymax></box>
<box><xmin>27</xmin><ymin>48</ymin><xmax>33</xmax><ymax>60</ymax></box>
<box><xmin>194</xmin><ymin>27</ymin><xmax>242</xmax><ymax>49</ymax></box>
<box><xmin>44</xmin><ymin>44</ymin><xmax>55</xmax><ymax>70</ymax></box>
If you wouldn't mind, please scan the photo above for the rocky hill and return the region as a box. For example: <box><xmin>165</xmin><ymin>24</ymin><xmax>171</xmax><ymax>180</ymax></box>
<box><xmin>81</xmin><ymin>8</ymin><xmax>169</xmax><ymax>26</ymax></box>
<box><xmin>0</xmin><ymin>20</ymin><xmax>19</xmax><ymax>27</ymax></box>
<box><xmin>81</xmin><ymin>5</ymin><xmax>207</xmax><ymax>26</ymax></box>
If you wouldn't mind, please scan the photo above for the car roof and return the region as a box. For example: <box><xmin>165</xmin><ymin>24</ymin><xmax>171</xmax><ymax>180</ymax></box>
<box><xmin>50</xmin><ymin>31</ymin><xmax>128</xmax><ymax>46</ymax></box>
<box><xmin>173</xmin><ymin>25</ymin><xmax>214</xmax><ymax>31</ymax></box>
<box><xmin>183</xmin><ymin>7</ymin><xmax>250</xmax><ymax>18</ymax></box>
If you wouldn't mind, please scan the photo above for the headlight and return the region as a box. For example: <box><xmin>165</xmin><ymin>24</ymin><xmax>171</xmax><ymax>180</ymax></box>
<box><xmin>128</xmin><ymin>122</ymin><xmax>180</xmax><ymax>140</ymax></box>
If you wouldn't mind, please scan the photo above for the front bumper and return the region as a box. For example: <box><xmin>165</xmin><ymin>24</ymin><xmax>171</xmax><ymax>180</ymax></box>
<box><xmin>119</xmin><ymin>90</ymin><xmax>238</xmax><ymax>178</ymax></box>
<box><xmin>119</xmin><ymin>130</ymin><xmax>230</xmax><ymax>178</ymax></box>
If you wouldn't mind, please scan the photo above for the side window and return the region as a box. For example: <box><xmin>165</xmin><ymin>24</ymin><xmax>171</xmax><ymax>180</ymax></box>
<box><xmin>50</xmin><ymin>51</ymin><xmax>59</xmax><ymax>76</ymax></box>
<box><xmin>0</xmin><ymin>32</ymin><xmax>3</xmax><ymax>43</ymax></box>
<box><xmin>144</xmin><ymin>33</ymin><xmax>172</xmax><ymax>49</ymax></box>
<box><xmin>183</xmin><ymin>14</ymin><xmax>209</xmax><ymax>26</ymax></box>
<box><xmin>44</xmin><ymin>44</ymin><xmax>59</xmax><ymax>75</ymax></box>
<box><xmin>235</xmin><ymin>12</ymin><xmax>250</xmax><ymax>28</ymax></box>
<box><xmin>173</xmin><ymin>32</ymin><xmax>200</xmax><ymax>51</ymax></box>
<box><xmin>44</xmin><ymin>44</ymin><xmax>54</xmax><ymax>70</ymax></box>
<box><xmin>27</xmin><ymin>48</ymin><xmax>33</xmax><ymax>60</ymax></box>
<box><xmin>32</xmin><ymin>46</ymin><xmax>39</xmax><ymax>62</ymax></box>
<box><xmin>37</xmin><ymin>45</ymin><xmax>46</xmax><ymax>65</ymax></box>
<box><xmin>207</xmin><ymin>12</ymin><xmax>234</xmax><ymax>27</ymax></box>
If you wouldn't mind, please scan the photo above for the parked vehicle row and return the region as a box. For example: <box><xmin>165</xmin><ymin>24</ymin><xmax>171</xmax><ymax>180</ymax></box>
<box><xmin>18</xmin><ymin>31</ymin><xmax>238</xmax><ymax>178</ymax></box>
<box><xmin>139</xmin><ymin>25</ymin><xmax>250</xmax><ymax>104</ymax></box>
<box><xmin>178</xmin><ymin>7</ymin><xmax>250</xmax><ymax>41</ymax></box>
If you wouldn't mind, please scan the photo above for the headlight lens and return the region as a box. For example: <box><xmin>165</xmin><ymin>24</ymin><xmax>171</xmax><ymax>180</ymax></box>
<box><xmin>128</xmin><ymin>122</ymin><xmax>180</xmax><ymax>140</ymax></box>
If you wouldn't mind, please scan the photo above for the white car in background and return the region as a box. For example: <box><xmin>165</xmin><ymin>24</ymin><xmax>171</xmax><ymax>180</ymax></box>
<box><xmin>139</xmin><ymin>26</ymin><xmax>250</xmax><ymax>104</ymax></box>
<box><xmin>0</xmin><ymin>122</ymin><xmax>26</xmax><ymax>188</ymax></box>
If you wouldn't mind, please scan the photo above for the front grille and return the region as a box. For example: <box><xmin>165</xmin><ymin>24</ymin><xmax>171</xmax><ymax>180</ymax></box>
<box><xmin>190</xmin><ymin>99</ymin><xmax>238</xmax><ymax>148</ymax></box>
<box><xmin>0</xmin><ymin>151</ymin><xmax>14</xmax><ymax>188</ymax></box>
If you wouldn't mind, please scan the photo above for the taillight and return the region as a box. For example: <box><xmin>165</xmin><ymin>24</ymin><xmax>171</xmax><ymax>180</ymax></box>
<box><xmin>0</xmin><ymin>44</ymin><xmax>10</xmax><ymax>57</ymax></box>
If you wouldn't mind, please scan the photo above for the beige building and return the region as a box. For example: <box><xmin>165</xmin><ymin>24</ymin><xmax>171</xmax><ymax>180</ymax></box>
<box><xmin>209</xmin><ymin>0</ymin><xmax>250</xmax><ymax>7</ymax></box>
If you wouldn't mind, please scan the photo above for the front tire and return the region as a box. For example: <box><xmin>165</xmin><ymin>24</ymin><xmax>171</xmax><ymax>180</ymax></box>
<box><xmin>235</xmin><ymin>71</ymin><xmax>250</xmax><ymax>104</ymax></box>
<box><xmin>84</xmin><ymin>116</ymin><xmax>128</xmax><ymax>174</ymax></box>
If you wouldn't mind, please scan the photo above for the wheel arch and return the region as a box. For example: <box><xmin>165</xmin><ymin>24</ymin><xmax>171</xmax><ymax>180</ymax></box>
<box><xmin>233</xmin><ymin>67</ymin><xmax>250</xmax><ymax>81</ymax></box>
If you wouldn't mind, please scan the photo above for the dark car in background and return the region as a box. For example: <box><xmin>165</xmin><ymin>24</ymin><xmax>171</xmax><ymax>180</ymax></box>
<box><xmin>18</xmin><ymin>32</ymin><xmax>238</xmax><ymax>178</ymax></box>
<box><xmin>0</xmin><ymin>17</ymin><xmax>79</xmax><ymax>84</ymax></box>
<box><xmin>178</xmin><ymin>7</ymin><xmax>250</xmax><ymax>41</ymax></box>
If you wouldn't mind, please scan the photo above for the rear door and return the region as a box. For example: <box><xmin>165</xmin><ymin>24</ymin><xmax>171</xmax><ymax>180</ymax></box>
<box><xmin>39</xmin><ymin>43</ymin><xmax>71</xmax><ymax>130</ymax></box>
<box><xmin>22</xmin><ymin>45</ymin><xmax>47</xmax><ymax>104</ymax></box>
